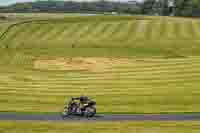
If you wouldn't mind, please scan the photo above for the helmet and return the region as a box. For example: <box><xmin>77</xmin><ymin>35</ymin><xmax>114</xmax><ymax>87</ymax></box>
<box><xmin>80</xmin><ymin>96</ymin><xmax>88</xmax><ymax>102</ymax></box>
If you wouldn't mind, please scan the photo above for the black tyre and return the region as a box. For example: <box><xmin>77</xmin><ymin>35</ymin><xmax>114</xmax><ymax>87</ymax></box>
<box><xmin>62</xmin><ymin>104</ymin><xmax>78</xmax><ymax>118</ymax></box>
<box><xmin>84</xmin><ymin>106</ymin><xmax>96</xmax><ymax>117</ymax></box>
<box><xmin>62</xmin><ymin>108</ymin><xmax>70</xmax><ymax>118</ymax></box>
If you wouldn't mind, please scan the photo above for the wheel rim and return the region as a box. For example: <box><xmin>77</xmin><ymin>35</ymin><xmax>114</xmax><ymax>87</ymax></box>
<box><xmin>85</xmin><ymin>107</ymin><xmax>96</xmax><ymax>117</ymax></box>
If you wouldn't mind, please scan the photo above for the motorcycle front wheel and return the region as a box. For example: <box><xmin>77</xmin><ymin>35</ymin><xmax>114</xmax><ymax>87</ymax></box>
<box><xmin>84</xmin><ymin>106</ymin><xmax>96</xmax><ymax>117</ymax></box>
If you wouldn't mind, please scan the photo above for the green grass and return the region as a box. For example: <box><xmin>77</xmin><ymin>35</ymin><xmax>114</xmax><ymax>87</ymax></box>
<box><xmin>1</xmin><ymin>15</ymin><xmax>200</xmax><ymax>57</ymax></box>
<box><xmin>0</xmin><ymin>14</ymin><xmax>200</xmax><ymax>114</ymax></box>
<box><xmin>0</xmin><ymin>57</ymin><xmax>199</xmax><ymax>113</ymax></box>
<box><xmin>0</xmin><ymin>121</ymin><xmax>200</xmax><ymax>133</ymax></box>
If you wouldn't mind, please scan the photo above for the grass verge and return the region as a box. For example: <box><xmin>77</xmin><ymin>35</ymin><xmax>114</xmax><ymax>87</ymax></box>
<box><xmin>0</xmin><ymin>121</ymin><xmax>199</xmax><ymax>133</ymax></box>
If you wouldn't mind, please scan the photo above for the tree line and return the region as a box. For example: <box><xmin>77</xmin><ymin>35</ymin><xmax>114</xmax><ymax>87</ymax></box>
<box><xmin>142</xmin><ymin>0</ymin><xmax>200</xmax><ymax>17</ymax></box>
<box><xmin>0</xmin><ymin>1</ymin><xmax>142</xmax><ymax>14</ymax></box>
<box><xmin>0</xmin><ymin>0</ymin><xmax>200</xmax><ymax>17</ymax></box>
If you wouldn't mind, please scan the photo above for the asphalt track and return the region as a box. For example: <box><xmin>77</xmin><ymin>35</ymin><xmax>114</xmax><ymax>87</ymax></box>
<box><xmin>1</xmin><ymin>113</ymin><xmax>200</xmax><ymax>121</ymax></box>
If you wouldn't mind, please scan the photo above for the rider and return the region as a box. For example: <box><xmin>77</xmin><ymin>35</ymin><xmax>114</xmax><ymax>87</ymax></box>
<box><xmin>79</xmin><ymin>96</ymin><xmax>89</xmax><ymax>106</ymax></box>
<box><xmin>70</xmin><ymin>96</ymin><xmax>89</xmax><ymax>107</ymax></box>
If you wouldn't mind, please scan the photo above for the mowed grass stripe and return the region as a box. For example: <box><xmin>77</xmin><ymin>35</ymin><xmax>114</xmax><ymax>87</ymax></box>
<box><xmin>102</xmin><ymin>22</ymin><xmax>120</xmax><ymax>39</ymax></box>
<box><xmin>0</xmin><ymin>82</ymin><xmax>199</xmax><ymax>92</ymax></box>
<box><xmin>20</xmin><ymin>67</ymin><xmax>200</xmax><ymax>79</ymax></box>
<box><xmin>1</xmin><ymin>90</ymin><xmax>199</xmax><ymax>99</ymax></box>
<box><xmin>1</xmin><ymin>83</ymin><xmax>198</xmax><ymax>90</ymax></box>
<box><xmin>12</xmin><ymin>69</ymin><xmax>200</xmax><ymax>81</ymax></box>
<box><xmin>98</xmin><ymin>23</ymin><xmax>113</xmax><ymax>38</ymax></box>
<box><xmin>29</xmin><ymin>24</ymin><xmax>49</xmax><ymax>41</ymax></box>
<box><xmin>91</xmin><ymin>23</ymin><xmax>111</xmax><ymax>40</ymax></box>
<box><xmin>177</xmin><ymin>21</ymin><xmax>186</xmax><ymax>39</ymax></box>
<box><xmin>181</xmin><ymin>21</ymin><xmax>194</xmax><ymax>39</ymax></box>
<box><xmin>68</xmin><ymin>23</ymin><xmax>86</xmax><ymax>38</ymax></box>
<box><xmin>1</xmin><ymin>82</ymin><xmax>198</xmax><ymax>89</ymax></box>
<box><xmin>19</xmin><ymin>75</ymin><xmax>200</xmax><ymax>84</ymax></box>
<box><xmin>1</xmin><ymin>83</ymin><xmax>199</xmax><ymax>94</ymax></box>
<box><xmin>81</xmin><ymin>22</ymin><xmax>99</xmax><ymax>39</ymax></box>
<box><xmin>55</xmin><ymin>23</ymin><xmax>76</xmax><ymax>40</ymax></box>
<box><xmin>1</xmin><ymin>76</ymin><xmax>199</xmax><ymax>85</ymax></box>
<box><xmin>134</xmin><ymin>20</ymin><xmax>149</xmax><ymax>40</ymax></box>
<box><xmin>0</xmin><ymin>86</ymin><xmax>199</xmax><ymax>95</ymax></box>
<box><xmin>22</xmin><ymin>23</ymin><xmax>45</xmax><ymax>45</ymax></box>
<box><xmin>108</xmin><ymin>65</ymin><xmax>200</xmax><ymax>73</ymax></box>
<box><xmin>86</xmin><ymin>22</ymin><xmax>106</xmax><ymax>41</ymax></box>
<box><xmin>92</xmin><ymin>64</ymin><xmax>200</xmax><ymax>74</ymax></box>
<box><xmin>0</xmin><ymin>90</ymin><xmax>198</xmax><ymax>101</ymax></box>
<box><xmin>11</xmin><ymin>53</ymin><xmax>33</xmax><ymax>66</ymax></box>
<box><xmin>99</xmin><ymin>23</ymin><xmax>117</xmax><ymax>40</ymax></box>
<box><xmin>1</xmin><ymin>61</ymin><xmax>199</xmax><ymax>79</ymax></box>
<box><xmin>39</xmin><ymin>24</ymin><xmax>56</xmax><ymax>41</ymax></box>
<box><xmin>144</xmin><ymin>20</ymin><xmax>155</xmax><ymax>39</ymax></box>
<box><xmin>167</xmin><ymin>22</ymin><xmax>176</xmax><ymax>39</ymax></box>
<box><xmin>0</xmin><ymin>90</ymin><xmax>197</xmax><ymax>97</ymax></box>
<box><xmin>1</xmin><ymin>76</ymin><xmax>199</xmax><ymax>86</ymax></box>
<box><xmin>192</xmin><ymin>21</ymin><xmax>200</xmax><ymax>38</ymax></box>
<box><xmin>159</xmin><ymin>19</ymin><xmax>168</xmax><ymax>38</ymax></box>
<box><xmin>109</xmin><ymin>22</ymin><xmax>124</xmax><ymax>39</ymax></box>
<box><xmin>2</xmin><ymin>58</ymin><xmax>200</xmax><ymax>77</ymax></box>
<box><xmin>0</xmin><ymin>93</ymin><xmax>200</xmax><ymax>113</ymax></box>
<box><xmin>120</xmin><ymin>22</ymin><xmax>134</xmax><ymax>42</ymax></box>
<box><xmin>1</xmin><ymin>24</ymin><xmax>28</xmax><ymax>48</ymax></box>
<box><xmin>60</xmin><ymin>23</ymin><xmax>86</xmax><ymax>45</ymax></box>
<box><xmin>12</xmin><ymin>23</ymin><xmax>39</xmax><ymax>47</ymax></box>
<box><xmin>77</xmin><ymin>23</ymin><xmax>90</xmax><ymax>39</ymax></box>
<box><xmin>46</xmin><ymin>24</ymin><xmax>69</xmax><ymax>41</ymax></box>
<box><xmin>150</xmin><ymin>22</ymin><xmax>161</xmax><ymax>39</ymax></box>
<box><xmin>26</xmin><ymin>23</ymin><xmax>47</xmax><ymax>44</ymax></box>
<box><xmin>188</xmin><ymin>21</ymin><xmax>198</xmax><ymax>39</ymax></box>
<box><xmin>1</xmin><ymin>81</ymin><xmax>199</xmax><ymax>89</ymax></box>
<box><xmin>20</xmin><ymin>65</ymin><xmax>200</xmax><ymax>79</ymax></box>
<box><xmin>4</xmin><ymin>57</ymin><xmax>199</xmax><ymax>71</ymax></box>
<box><xmin>111</xmin><ymin>22</ymin><xmax>129</xmax><ymax>42</ymax></box>
<box><xmin>1</xmin><ymin>77</ymin><xmax>199</xmax><ymax>86</ymax></box>
<box><xmin>126</xmin><ymin>21</ymin><xmax>138</xmax><ymax>42</ymax></box>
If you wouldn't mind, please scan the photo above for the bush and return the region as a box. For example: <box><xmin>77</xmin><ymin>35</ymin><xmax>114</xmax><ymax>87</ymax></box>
<box><xmin>0</xmin><ymin>15</ymin><xmax>7</xmax><ymax>20</ymax></box>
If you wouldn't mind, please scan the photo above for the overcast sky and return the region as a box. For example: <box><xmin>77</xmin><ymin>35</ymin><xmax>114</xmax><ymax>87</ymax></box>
<box><xmin>0</xmin><ymin>0</ymin><xmax>143</xmax><ymax>6</ymax></box>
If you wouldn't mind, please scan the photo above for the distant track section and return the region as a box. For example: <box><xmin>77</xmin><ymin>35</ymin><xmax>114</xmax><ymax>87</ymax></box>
<box><xmin>0</xmin><ymin>19</ymin><xmax>63</xmax><ymax>48</ymax></box>
<box><xmin>0</xmin><ymin>20</ymin><xmax>45</xmax><ymax>39</ymax></box>
<box><xmin>0</xmin><ymin>113</ymin><xmax>200</xmax><ymax>121</ymax></box>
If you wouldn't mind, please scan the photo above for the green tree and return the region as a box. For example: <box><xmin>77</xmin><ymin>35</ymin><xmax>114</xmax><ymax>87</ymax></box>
<box><xmin>161</xmin><ymin>0</ymin><xmax>170</xmax><ymax>16</ymax></box>
<box><xmin>141</xmin><ymin>0</ymin><xmax>157</xmax><ymax>14</ymax></box>
<box><xmin>173</xmin><ymin>0</ymin><xmax>200</xmax><ymax>16</ymax></box>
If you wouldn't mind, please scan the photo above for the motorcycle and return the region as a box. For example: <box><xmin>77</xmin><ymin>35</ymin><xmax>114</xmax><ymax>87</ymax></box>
<box><xmin>62</xmin><ymin>97</ymin><xmax>96</xmax><ymax>118</ymax></box>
